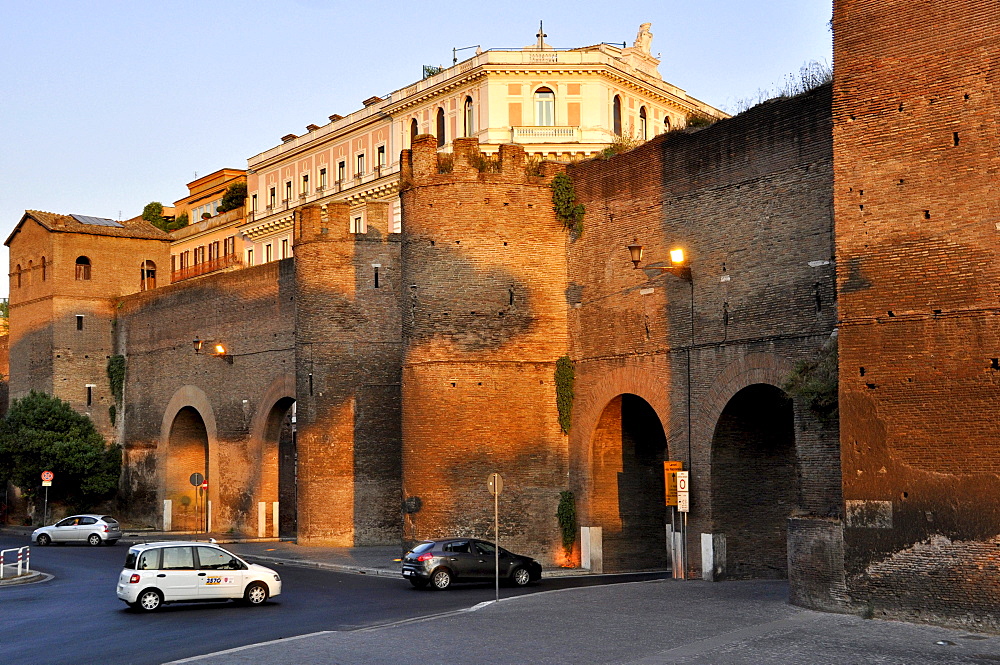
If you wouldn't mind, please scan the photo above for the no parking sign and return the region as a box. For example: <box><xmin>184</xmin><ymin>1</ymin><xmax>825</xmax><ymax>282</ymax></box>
<box><xmin>676</xmin><ymin>471</ymin><xmax>689</xmax><ymax>513</ymax></box>
<box><xmin>41</xmin><ymin>470</ymin><xmax>54</xmax><ymax>487</ymax></box>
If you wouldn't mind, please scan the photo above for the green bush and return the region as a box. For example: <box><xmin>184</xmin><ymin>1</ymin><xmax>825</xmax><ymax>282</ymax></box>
<box><xmin>554</xmin><ymin>355</ymin><xmax>575</xmax><ymax>434</ymax></box>
<box><xmin>551</xmin><ymin>173</ymin><xmax>584</xmax><ymax>236</ymax></box>
<box><xmin>217</xmin><ymin>181</ymin><xmax>247</xmax><ymax>213</ymax></box>
<box><xmin>556</xmin><ymin>491</ymin><xmax>577</xmax><ymax>555</ymax></box>
<box><xmin>0</xmin><ymin>391</ymin><xmax>121</xmax><ymax>510</ymax></box>
<box><xmin>783</xmin><ymin>336</ymin><xmax>839</xmax><ymax>426</ymax></box>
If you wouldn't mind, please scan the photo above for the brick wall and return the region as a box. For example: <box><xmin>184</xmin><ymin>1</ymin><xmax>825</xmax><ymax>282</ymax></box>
<box><xmin>399</xmin><ymin>137</ymin><xmax>570</xmax><ymax>563</ymax></box>
<box><xmin>566</xmin><ymin>85</ymin><xmax>840</xmax><ymax>578</ymax></box>
<box><xmin>116</xmin><ymin>259</ymin><xmax>296</xmax><ymax>530</ymax></box>
<box><xmin>833</xmin><ymin>0</ymin><xmax>1000</xmax><ymax>628</ymax></box>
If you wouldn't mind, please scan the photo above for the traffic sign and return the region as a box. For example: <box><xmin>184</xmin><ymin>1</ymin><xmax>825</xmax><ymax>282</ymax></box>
<box><xmin>676</xmin><ymin>471</ymin><xmax>690</xmax><ymax>513</ymax></box>
<box><xmin>663</xmin><ymin>461</ymin><xmax>683</xmax><ymax>506</ymax></box>
<box><xmin>487</xmin><ymin>473</ymin><xmax>503</xmax><ymax>496</ymax></box>
<box><xmin>190</xmin><ymin>472</ymin><xmax>204</xmax><ymax>487</ymax></box>
<box><xmin>41</xmin><ymin>470</ymin><xmax>54</xmax><ymax>482</ymax></box>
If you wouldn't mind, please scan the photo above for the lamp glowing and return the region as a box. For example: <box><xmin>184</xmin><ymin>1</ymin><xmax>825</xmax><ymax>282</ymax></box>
<box><xmin>670</xmin><ymin>248</ymin><xmax>686</xmax><ymax>265</ymax></box>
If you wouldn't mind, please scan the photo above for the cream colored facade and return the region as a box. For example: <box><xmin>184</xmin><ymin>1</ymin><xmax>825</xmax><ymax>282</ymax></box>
<box><xmin>169</xmin><ymin>168</ymin><xmax>248</xmax><ymax>282</ymax></box>
<box><xmin>241</xmin><ymin>25</ymin><xmax>726</xmax><ymax>255</ymax></box>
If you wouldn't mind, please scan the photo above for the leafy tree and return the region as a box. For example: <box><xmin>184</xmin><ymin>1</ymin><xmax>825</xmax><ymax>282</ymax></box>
<box><xmin>0</xmin><ymin>391</ymin><xmax>121</xmax><ymax>510</ymax></box>
<box><xmin>141</xmin><ymin>201</ymin><xmax>167</xmax><ymax>230</ymax></box>
<box><xmin>165</xmin><ymin>212</ymin><xmax>189</xmax><ymax>232</ymax></box>
<box><xmin>217</xmin><ymin>181</ymin><xmax>247</xmax><ymax>213</ymax></box>
<box><xmin>783</xmin><ymin>335</ymin><xmax>839</xmax><ymax>426</ymax></box>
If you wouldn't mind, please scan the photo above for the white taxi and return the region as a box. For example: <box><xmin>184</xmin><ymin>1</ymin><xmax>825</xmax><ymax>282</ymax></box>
<box><xmin>117</xmin><ymin>541</ymin><xmax>281</xmax><ymax>611</ymax></box>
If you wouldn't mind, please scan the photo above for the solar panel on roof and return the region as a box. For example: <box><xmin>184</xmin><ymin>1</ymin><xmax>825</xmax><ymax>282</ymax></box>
<box><xmin>70</xmin><ymin>214</ymin><xmax>123</xmax><ymax>228</ymax></box>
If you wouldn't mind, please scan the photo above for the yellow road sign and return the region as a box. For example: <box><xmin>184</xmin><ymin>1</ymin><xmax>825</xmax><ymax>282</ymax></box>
<box><xmin>664</xmin><ymin>461</ymin><xmax>683</xmax><ymax>506</ymax></box>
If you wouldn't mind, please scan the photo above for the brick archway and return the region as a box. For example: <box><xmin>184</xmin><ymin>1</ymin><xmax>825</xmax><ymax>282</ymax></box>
<box><xmin>696</xmin><ymin>353</ymin><xmax>797</xmax><ymax>580</ymax></box>
<box><xmin>569</xmin><ymin>363</ymin><xmax>671</xmax><ymax>532</ymax></box>
<box><xmin>159</xmin><ymin>385</ymin><xmax>218</xmax><ymax>530</ymax></box>
<box><xmin>247</xmin><ymin>373</ymin><xmax>296</xmax><ymax>538</ymax></box>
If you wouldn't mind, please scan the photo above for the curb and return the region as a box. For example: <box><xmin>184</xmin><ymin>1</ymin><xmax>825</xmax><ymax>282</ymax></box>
<box><xmin>0</xmin><ymin>571</ymin><xmax>53</xmax><ymax>587</ymax></box>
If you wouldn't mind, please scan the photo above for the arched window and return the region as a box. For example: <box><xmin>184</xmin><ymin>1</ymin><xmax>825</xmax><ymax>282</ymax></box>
<box><xmin>664</xmin><ymin>116</ymin><xmax>671</xmax><ymax>133</ymax></box>
<box><xmin>410</xmin><ymin>118</ymin><xmax>418</xmax><ymax>146</ymax></box>
<box><xmin>436</xmin><ymin>108</ymin><xmax>446</xmax><ymax>148</ymax></box>
<box><xmin>14</xmin><ymin>264</ymin><xmax>21</xmax><ymax>288</ymax></box>
<box><xmin>534</xmin><ymin>87</ymin><xmax>555</xmax><ymax>126</ymax></box>
<box><xmin>463</xmin><ymin>97</ymin><xmax>474</xmax><ymax>137</ymax></box>
<box><xmin>41</xmin><ymin>256</ymin><xmax>46</xmax><ymax>281</ymax></box>
<box><xmin>639</xmin><ymin>106</ymin><xmax>648</xmax><ymax>140</ymax></box>
<box><xmin>75</xmin><ymin>256</ymin><xmax>91</xmax><ymax>281</ymax></box>
<box><xmin>612</xmin><ymin>95</ymin><xmax>623</xmax><ymax>136</ymax></box>
<box><xmin>140</xmin><ymin>260</ymin><xmax>157</xmax><ymax>291</ymax></box>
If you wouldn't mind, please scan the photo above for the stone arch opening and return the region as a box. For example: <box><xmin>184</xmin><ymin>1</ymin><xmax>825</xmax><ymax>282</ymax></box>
<box><xmin>710</xmin><ymin>383</ymin><xmax>797</xmax><ymax>579</ymax></box>
<box><xmin>165</xmin><ymin>406</ymin><xmax>209</xmax><ymax>531</ymax></box>
<box><xmin>262</xmin><ymin>397</ymin><xmax>297</xmax><ymax>538</ymax></box>
<box><xmin>590</xmin><ymin>393</ymin><xmax>668</xmax><ymax>572</ymax></box>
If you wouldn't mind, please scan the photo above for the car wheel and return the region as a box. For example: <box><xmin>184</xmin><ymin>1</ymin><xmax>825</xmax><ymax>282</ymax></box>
<box><xmin>409</xmin><ymin>578</ymin><xmax>429</xmax><ymax>589</ymax></box>
<box><xmin>87</xmin><ymin>533</ymin><xmax>102</xmax><ymax>546</ymax></box>
<box><xmin>244</xmin><ymin>582</ymin><xmax>268</xmax><ymax>606</ymax></box>
<box><xmin>431</xmin><ymin>568</ymin><xmax>452</xmax><ymax>590</ymax></box>
<box><xmin>36</xmin><ymin>534</ymin><xmax>51</xmax><ymax>546</ymax></box>
<box><xmin>136</xmin><ymin>589</ymin><xmax>163</xmax><ymax>612</ymax></box>
<box><xmin>511</xmin><ymin>566</ymin><xmax>531</xmax><ymax>587</ymax></box>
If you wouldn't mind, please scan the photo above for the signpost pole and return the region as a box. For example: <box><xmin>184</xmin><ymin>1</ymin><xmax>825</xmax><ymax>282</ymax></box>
<box><xmin>43</xmin><ymin>486</ymin><xmax>48</xmax><ymax>527</ymax></box>
<box><xmin>494</xmin><ymin>483</ymin><xmax>499</xmax><ymax>603</ymax></box>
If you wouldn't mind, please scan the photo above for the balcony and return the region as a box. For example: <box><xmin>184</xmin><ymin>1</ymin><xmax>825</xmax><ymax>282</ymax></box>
<box><xmin>171</xmin><ymin>253</ymin><xmax>243</xmax><ymax>284</ymax></box>
<box><xmin>511</xmin><ymin>126</ymin><xmax>581</xmax><ymax>143</ymax></box>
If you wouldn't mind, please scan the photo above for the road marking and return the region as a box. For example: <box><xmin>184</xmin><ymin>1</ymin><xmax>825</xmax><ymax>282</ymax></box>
<box><xmin>164</xmin><ymin>631</ymin><xmax>335</xmax><ymax>663</ymax></box>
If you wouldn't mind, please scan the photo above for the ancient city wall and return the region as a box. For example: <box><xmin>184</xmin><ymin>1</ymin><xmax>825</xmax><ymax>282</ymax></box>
<box><xmin>115</xmin><ymin>260</ymin><xmax>296</xmax><ymax>531</ymax></box>
<box><xmin>566</xmin><ymin>85</ymin><xmax>841</xmax><ymax>579</ymax></box>
<box><xmin>833</xmin><ymin>0</ymin><xmax>1000</xmax><ymax>628</ymax></box>
<box><xmin>399</xmin><ymin>136</ymin><xmax>571</xmax><ymax>563</ymax></box>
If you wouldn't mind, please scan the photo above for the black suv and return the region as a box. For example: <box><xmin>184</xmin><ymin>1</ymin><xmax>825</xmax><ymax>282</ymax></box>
<box><xmin>401</xmin><ymin>538</ymin><xmax>542</xmax><ymax>589</ymax></box>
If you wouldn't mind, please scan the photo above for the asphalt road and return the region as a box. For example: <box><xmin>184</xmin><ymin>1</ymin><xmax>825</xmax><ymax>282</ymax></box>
<box><xmin>0</xmin><ymin>534</ymin><xmax>665</xmax><ymax>665</ymax></box>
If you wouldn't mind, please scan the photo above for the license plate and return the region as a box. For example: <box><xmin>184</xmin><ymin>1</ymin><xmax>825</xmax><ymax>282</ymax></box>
<box><xmin>403</xmin><ymin>570</ymin><xmax>412</xmax><ymax>576</ymax></box>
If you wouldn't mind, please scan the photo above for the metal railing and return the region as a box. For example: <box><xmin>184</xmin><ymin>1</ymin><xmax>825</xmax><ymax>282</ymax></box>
<box><xmin>171</xmin><ymin>253</ymin><xmax>243</xmax><ymax>283</ymax></box>
<box><xmin>0</xmin><ymin>546</ymin><xmax>30</xmax><ymax>579</ymax></box>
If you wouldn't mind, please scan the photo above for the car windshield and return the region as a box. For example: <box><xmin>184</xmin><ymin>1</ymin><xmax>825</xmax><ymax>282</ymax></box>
<box><xmin>410</xmin><ymin>542</ymin><xmax>434</xmax><ymax>554</ymax></box>
<box><xmin>123</xmin><ymin>549</ymin><xmax>139</xmax><ymax>570</ymax></box>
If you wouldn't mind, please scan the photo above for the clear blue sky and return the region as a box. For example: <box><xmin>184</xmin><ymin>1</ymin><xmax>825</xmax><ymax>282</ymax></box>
<box><xmin>0</xmin><ymin>0</ymin><xmax>831</xmax><ymax>298</ymax></box>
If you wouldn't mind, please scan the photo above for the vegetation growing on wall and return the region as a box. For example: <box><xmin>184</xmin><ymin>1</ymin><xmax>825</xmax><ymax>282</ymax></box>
<box><xmin>599</xmin><ymin>131</ymin><xmax>642</xmax><ymax>159</ymax></box>
<box><xmin>0</xmin><ymin>391</ymin><xmax>121</xmax><ymax>510</ymax></box>
<box><xmin>783</xmin><ymin>335</ymin><xmax>839</xmax><ymax>426</ymax></box>
<box><xmin>107</xmin><ymin>355</ymin><xmax>125</xmax><ymax>404</ymax></box>
<box><xmin>554</xmin><ymin>355</ymin><xmax>575</xmax><ymax>434</ymax></box>
<box><xmin>556</xmin><ymin>490</ymin><xmax>577</xmax><ymax>555</ymax></box>
<box><xmin>551</xmin><ymin>173</ymin><xmax>584</xmax><ymax>236</ymax></box>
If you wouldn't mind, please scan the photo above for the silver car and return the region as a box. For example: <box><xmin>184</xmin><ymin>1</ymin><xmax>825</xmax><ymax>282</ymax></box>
<box><xmin>32</xmin><ymin>514</ymin><xmax>122</xmax><ymax>546</ymax></box>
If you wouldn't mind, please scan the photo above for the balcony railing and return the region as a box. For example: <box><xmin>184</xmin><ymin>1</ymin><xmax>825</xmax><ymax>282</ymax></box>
<box><xmin>511</xmin><ymin>126</ymin><xmax>581</xmax><ymax>143</ymax></box>
<box><xmin>171</xmin><ymin>253</ymin><xmax>243</xmax><ymax>283</ymax></box>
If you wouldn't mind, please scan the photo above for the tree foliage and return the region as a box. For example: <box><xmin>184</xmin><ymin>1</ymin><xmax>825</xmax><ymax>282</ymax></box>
<box><xmin>0</xmin><ymin>391</ymin><xmax>121</xmax><ymax>510</ymax></box>
<box><xmin>141</xmin><ymin>201</ymin><xmax>166</xmax><ymax>230</ymax></box>
<box><xmin>217</xmin><ymin>181</ymin><xmax>247</xmax><ymax>213</ymax></box>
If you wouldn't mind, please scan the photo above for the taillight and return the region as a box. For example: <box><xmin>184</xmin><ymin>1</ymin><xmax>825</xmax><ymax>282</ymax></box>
<box><xmin>129</xmin><ymin>574</ymin><xmax>140</xmax><ymax>584</ymax></box>
<box><xmin>416</xmin><ymin>553</ymin><xmax>433</xmax><ymax>562</ymax></box>
<box><xmin>104</xmin><ymin>526</ymin><xmax>109</xmax><ymax>532</ymax></box>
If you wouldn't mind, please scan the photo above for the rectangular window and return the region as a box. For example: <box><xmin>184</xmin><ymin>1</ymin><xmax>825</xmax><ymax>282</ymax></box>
<box><xmin>76</xmin><ymin>315</ymin><xmax>84</xmax><ymax>331</ymax></box>
<box><xmin>281</xmin><ymin>239</ymin><xmax>289</xmax><ymax>259</ymax></box>
<box><xmin>265</xmin><ymin>244</ymin><xmax>273</xmax><ymax>262</ymax></box>
<box><xmin>319</xmin><ymin>168</ymin><xmax>327</xmax><ymax>189</ymax></box>
<box><xmin>171</xmin><ymin>255</ymin><xmax>176</xmax><ymax>273</ymax></box>
<box><xmin>301</xmin><ymin>174</ymin><xmax>309</xmax><ymax>196</ymax></box>
<box><xmin>338</xmin><ymin>161</ymin><xmax>346</xmax><ymax>182</ymax></box>
<box><xmin>356</xmin><ymin>153</ymin><xmax>365</xmax><ymax>177</ymax></box>
<box><xmin>374</xmin><ymin>265</ymin><xmax>380</xmax><ymax>288</ymax></box>
<box><xmin>284</xmin><ymin>181</ymin><xmax>292</xmax><ymax>202</ymax></box>
<box><xmin>269</xmin><ymin>187</ymin><xmax>276</xmax><ymax>208</ymax></box>
<box><xmin>377</xmin><ymin>145</ymin><xmax>386</xmax><ymax>167</ymax></box>
<box><xmin>247</xmin><ymin>248</ymin><xmax>254</xmax><ymax>266</ymax></box>
<box><xmin>223</xmin><ymin>236</ymin><xmax>235</xmax><ymax>256</ymax></box>
<box><xmin>86</xmin><ymin>385</ymin><xmax>93</xmax><ymax>407</ymax></box>
<box><xmin>251</xmin><ymin>194</ymin><xmax>258</xmax><ymax>212</ymax></box>
<box><xmin>351</xmin><ymin>216</ymin><xmax>364</xmax><ymax>233</ymax></box>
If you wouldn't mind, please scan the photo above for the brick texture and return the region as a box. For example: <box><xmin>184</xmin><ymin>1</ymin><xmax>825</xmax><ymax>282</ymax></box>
<box><xmin>833</xmin><ymin>0</ymin><xmax>1000</xmax><ymax>629</ymax></box>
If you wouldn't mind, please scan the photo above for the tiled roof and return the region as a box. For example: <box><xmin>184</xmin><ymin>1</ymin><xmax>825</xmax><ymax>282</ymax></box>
<box><xmin>5</xmin><ymin>210</ymin><xmax>171</xmax><ymax>246</ymax></box>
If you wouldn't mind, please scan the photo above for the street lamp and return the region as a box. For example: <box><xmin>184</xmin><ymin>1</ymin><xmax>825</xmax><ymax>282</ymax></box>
<box><xmin>627</xmin><ymin>239</ymin><xmax>694</xmax><ymax>579</ymax></box>
<box><xmin>192</xmin><ymin>338</ymin><xmax>233</xmax><ymax>364</ymax></box>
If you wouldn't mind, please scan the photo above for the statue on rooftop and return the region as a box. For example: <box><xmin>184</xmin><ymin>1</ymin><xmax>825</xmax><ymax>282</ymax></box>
<box><xmin>634</xmin><ymin>23</ymin><xmax>653</xmax><ymax>54</ymax></box>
